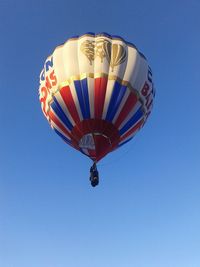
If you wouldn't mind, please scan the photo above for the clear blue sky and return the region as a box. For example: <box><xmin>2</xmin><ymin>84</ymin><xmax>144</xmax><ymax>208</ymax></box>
<box><xmin>0</xmin><ymin>0</ymin><xmax>200</xmax><ymax>266</ymax></box>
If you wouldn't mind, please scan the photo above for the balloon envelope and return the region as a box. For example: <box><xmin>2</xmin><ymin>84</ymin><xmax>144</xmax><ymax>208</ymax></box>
<box><xmin>39</xmin><ymin>33</ymin><xmax>155</xmax><ymax>162</ymax></box>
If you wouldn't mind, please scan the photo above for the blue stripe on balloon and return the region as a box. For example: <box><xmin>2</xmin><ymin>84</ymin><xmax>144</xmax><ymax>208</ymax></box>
<box><xmin>51</xmin><ymin>97</ymin><xmax>73</xmax><ymax>131</ymax></box>
<box><xmin>81</xmin><ymin>78</ymin><xmax>91</xmax><ymax>118</ymax></box>
<box><xmin>118</xmin><ymin>137</ymin><xmax>133</xmax><ymax>148</ymax></box>
<box><xmin>119</xmin><ymin>107</ymin><xmax>144</xmax><ymax>136</ymax></box>
<box><xmin>105</xmin><ymin>82</ymin><xmax>126</xmax><ymax>122</ymax></box>
<box><xmin>74</xmin><ymin>80</ymin><xmax>90</xmax><ymax>119</ymax></box>
<box><xmin>53</xmin><ymin>128</ymin><xmax>72</xmax><ymax>145</ymax></box>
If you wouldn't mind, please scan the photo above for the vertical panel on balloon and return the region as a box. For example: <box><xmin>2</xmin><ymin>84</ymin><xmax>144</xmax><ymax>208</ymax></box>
<box><xmin>53</xmin><ymin>91</ymin><xmax>75</xmax><ymax>126</ymax></box>
<box><xmin>94</xmin><ymin>35</ymin><xmax>111</xmax><ymax>75</ymax></box>
<box><xmin>74</xmin><ymin>79</ymin><xmax>90</xmax><ymax>120</ymax></box>
<box><xmin>68</xmin><ymin>82</ymin><xmax>83</xmax><ymax>122</ymax></box>
<box><xmin>87</xmin><ymin>77</ymin><xmax>95</xmax><ymax>118</ymax></box>
<box><xmin>118</xmin><ymin>101</ymin><xmax>142</xmax><ymax>130</ymax></box>
<box><xmin>119</xmin><ymin>106</ymin><xmax>144</xmax><ymax>136</ymax></box>
<box><xmin>53</xmin><ymin>46</ymin><xmax>67</xmax><ymax>84</ymax></box>
<box><xmin>102</xmin><ymin>79</ymin><xmax>115</xmax><ymax>120</ymax></box>
<box><xmin>77</xmin><ymin>35</ymin><xmax>94</xmax><ymax>75</ymax></box>
<box><xmin>62</xmin><ymin>40</ymin><xmax>79</xmax><ymax>78</ymax></box>
<box><xmin>48</xmin><ymin>109</ymin><xmax>72</xmax><ymax>140</ymax></box>
<box><xmin>107</xmin><ymin>39</ymin><xmax>128</xmax><ymax>81</ymax></box>
<box><xmin>50</xmin><ymin>99</ymin><xmax>73</xmax><ymax>131</ymax></box>
<box><xmin>94</xmin><ymin>76</ymin><xmax>108</xmax><ymax>119</ymax></box>
<box><xmin>123</xmin><ymin>46</ymin><xmax>140</xmax><ymax>89</ymax></box>
<box><xmin>60</xmin><ymin>85</ymin><xmax>81</xmax><ymax>124</ymax></box>
<box><xmin>105</xmin><ymin>81</ymin><xmax>127</xmax><ymax>122</ymax></box>
<box><xmin>114</xmin><ymin>91</ymin><xmax>138</xmax><ymax>129</ymax></box>
<box><xmin>132</xmin><ymin>55</ymin><xmax>148</xmax><ymax>93</ymax></box>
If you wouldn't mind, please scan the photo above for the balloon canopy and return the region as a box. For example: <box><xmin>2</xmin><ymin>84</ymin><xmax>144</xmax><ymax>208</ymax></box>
<box><xmin>39</xmin><ymin>33</ymin><xmax>155</xmax><ymax>162</ymax></box>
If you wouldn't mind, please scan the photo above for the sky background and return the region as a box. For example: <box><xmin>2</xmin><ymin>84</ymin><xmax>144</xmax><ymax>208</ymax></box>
<box><xmin>0</xmin><ymin>0</ymin><xmax>200</xmax><ymax>267</ymax></box>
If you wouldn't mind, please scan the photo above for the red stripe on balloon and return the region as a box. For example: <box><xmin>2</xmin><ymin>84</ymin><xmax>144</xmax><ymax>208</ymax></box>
<box><xmin>114</xmin><ymin>92</ymin><xmax>138</xmax><ymax>129</ymax></box>
<box><xmin>60</xmin><ymin>85</ymin><xmax>81</xmax><ymax>124</ymax></box>
<box><xmin>49</xmin><ymin>110</ymin><xmax>72</xmax><ymax>139</ymax></box>
<box><xmin>119</xmin><ymin>119</ymin><xmax>144</xmax><ymax>142</ymax></box>
<box><xmin>94</xmin><ymin>77</ymin><xmax>108</xmax><ymax>119</ymax></box>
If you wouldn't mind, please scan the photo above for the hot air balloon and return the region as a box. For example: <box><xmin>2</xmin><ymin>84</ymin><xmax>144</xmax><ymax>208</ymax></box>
<box><xmin>39</xmin><ymin>33</ymin><xmax>155</xmax><ymax>187</ymax></box>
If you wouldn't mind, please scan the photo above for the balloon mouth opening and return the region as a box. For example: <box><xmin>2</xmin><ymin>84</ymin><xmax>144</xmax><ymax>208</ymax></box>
<box><xmin>79</xmin><ymin>132</ymin><xmax>114</xmax><ymax>161</ymax></box>
<box><xmin>70</xmin><ymin>119</ymin><xmax>120</xmax><ymax>161</ymax></box>
<box><xmin>79</xmin><ymin>132</ymin><xmax>112</xmax><ymax>150</ymax></box>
